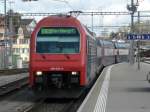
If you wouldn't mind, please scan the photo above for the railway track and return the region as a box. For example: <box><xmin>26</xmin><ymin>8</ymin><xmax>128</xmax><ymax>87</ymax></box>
<box><xmin>1</xmin><ymin>87</ymin><xmax>89</xmax><ymax>112</ymax></box>
<box><xmin>26</xmin><ymin>83</ymin><xmax>91</xmax><ymax>112</ymax></box>
<box><xmin>27</xmin><ymin>97</ymin><xmax>85</xmax><ymax>112</ymax></box>
<box><xmin>26</xmin><ymin>69</ymin><xmax>103</xmax><ymax>112</ymax></box>
<box><xmin>0</xmin><ymin>85</ymin><xmax>81</xmax><ymax>112</ymax></box>
<box><xmin>28</xmin><ymin>99</ymin><xmax>74</xmax><ymax>112</ymax></box>
<box><xmin>0</xmin><ymin>87</ymin><xmax>39</xmax><ymax>112</ymax></box>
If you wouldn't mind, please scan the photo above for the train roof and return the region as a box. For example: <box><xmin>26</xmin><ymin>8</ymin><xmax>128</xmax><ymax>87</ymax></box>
<box><xmin>33</xmin><ymin>15</ymin><xmax>96</xmax><ymax>40</ymax></box>
<box><xmin>34</xmin><ymin>15</ymin><xmax>82</xmax><ymax>28</ymax></box>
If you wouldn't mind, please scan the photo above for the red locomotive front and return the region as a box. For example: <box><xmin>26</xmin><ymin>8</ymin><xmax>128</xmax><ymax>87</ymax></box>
<box><xmin>29</xmin><ymin>16</ymin><xmax>88</xmax><ymax>91</ymax></box>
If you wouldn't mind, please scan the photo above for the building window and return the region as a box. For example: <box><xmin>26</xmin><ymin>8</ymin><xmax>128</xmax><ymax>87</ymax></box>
<box><xmin>25</xmin><ymin>57</ymin><xmax>28</xmax><ymax>61</ymax></box>
<box><xmin>22</xmin><ymin>48</ymin><xmax>25</xmax><ymax>53</ymax></box>
<box><xmin>13</xmin><ymin>48</ymin><xmax>15</xmax><ymax>53</ymax></box>
<box><xmin>19</xmin><ymin>39</ymin><xmax>29</xmax><ymax>44</ymax></box>
<box><xmin>19</xmin><ymin>39</ymin><xmax>23</xmax><ymax>44</ymax></box>
<box><xmin>16</xmin><ymin>48</ymin><xmax>19</xmax><ymax>53</ymax></box>
<box><xmin>27</xmin><ymin>48</ymin><xmax>29</xmax><ymax>53</ymax></box>
<box><xmin>13</xmin><ymin>40</ymin><xmax>17</xmax><ymax>44</ymax></box>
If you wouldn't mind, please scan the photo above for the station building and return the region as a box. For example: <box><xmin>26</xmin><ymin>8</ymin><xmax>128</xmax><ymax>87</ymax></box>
<box><xmin>0</xmin><ymin>13</ymin><xmax>36</xmax><ymax>68</ymax></box>
<box><xmin>12</xmin><ymin>19</ymin><xmax>36</xmax><ymax>62</ymax></box>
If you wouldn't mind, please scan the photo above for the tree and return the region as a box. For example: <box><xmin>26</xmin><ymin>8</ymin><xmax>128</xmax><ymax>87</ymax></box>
<box><xmin>109</xmin><ymin>32</ymin><xmax>117</xmax><ymax>39</ymax></box>
<box><xmin>134</xmin><ymin>20</ymin><xmax>150</xmax><ymax>33</ymax></box>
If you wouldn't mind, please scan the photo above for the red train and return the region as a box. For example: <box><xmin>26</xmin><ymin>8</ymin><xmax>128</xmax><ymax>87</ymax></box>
<box><xmin>29</xmin><ymin>15</ymin><xmax>129</xmax><ymax>98</ymax></box>
<box><xmin>29</xmin><ymin>15</ymin><xmax>97</xmax><ymax>97</ymax></box>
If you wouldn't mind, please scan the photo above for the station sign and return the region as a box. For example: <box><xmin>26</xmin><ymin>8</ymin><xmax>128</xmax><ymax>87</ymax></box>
<box><xmin>127</xmin><ymin>34</ymin><xmax>150</xmax><ymax>40</ymax></box>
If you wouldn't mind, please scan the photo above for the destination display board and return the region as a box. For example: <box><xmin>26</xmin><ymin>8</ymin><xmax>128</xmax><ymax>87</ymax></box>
<box><xmin>38</xmin><ymin>27</ymin><xmax>79</xmax><ymax>36</ymax></box>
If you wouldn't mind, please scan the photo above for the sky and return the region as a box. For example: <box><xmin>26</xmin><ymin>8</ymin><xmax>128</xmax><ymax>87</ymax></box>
<box><xmin>0</xmin><ymin>0</ymin><xmax>150</xmax><ymax>35</ymax></box>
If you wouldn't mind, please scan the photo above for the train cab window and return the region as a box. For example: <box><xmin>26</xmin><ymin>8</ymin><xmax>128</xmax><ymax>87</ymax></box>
<box><xmin>36</xmin><ymin>27</ymin><xmax>80</xmax><ymax>54</ymax></box>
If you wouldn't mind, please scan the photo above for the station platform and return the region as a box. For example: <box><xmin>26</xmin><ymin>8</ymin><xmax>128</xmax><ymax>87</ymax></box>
<box><xmin>77</xmin><ymin>62</ymin><xmax>150</xmax><ymax>112</ymax></box>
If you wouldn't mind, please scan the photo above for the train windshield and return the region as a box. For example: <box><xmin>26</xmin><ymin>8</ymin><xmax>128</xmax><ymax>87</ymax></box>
<box><xmin>36</xmin><ymin>27</ymin><xmax>80</xmax><ymax>54</ymax></box>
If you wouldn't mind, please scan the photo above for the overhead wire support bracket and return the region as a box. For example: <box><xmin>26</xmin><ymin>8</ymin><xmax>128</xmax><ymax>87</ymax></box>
<box><xmin>13</xmin><ymin>11</ymin><xmax>130</xmax><ymax>17</ymax></box>
<box><xmin>80</xmin><ymin>11</ymin><xmax>130</xmax><ymax>15</ymax></box>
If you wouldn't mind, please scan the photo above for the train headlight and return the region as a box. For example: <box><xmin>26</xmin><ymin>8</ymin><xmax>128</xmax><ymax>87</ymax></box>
<box><xmin>36</xmin><ymin>71</ymin><xmax>42</xmax><ymax>76</ymax></box>
<box><xmin>72</xmin><ymin>72</ymin><xmax>77</xmax><ymax>75</ymax></box>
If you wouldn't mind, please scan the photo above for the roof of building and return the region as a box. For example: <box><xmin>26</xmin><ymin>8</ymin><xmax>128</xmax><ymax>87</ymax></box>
<box><xmin>19</xmin><ymin>19</ymin><xmax>36</xmax><ymax>38</ymax></box>
<box><xmin>0</xmin><ymin>16</ymin><xmax>36</xmax><ymax>37</ymax></box>
<box><xmin>20</xmin><ymin>19</ymin><xmax>35</xmax><ymax>26</ymax></box>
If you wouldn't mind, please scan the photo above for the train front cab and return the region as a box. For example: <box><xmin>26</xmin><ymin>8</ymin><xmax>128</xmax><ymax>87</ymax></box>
<box><xmin>29</xmin><ymin>16</ymin><xmax>99</xmax><ymax>98</ymax></box>
<box><xmin>30</xmin><ymin>27</ymin><xmax>86</xmax><ymax>89</ymax></box>
<box><xmin>30</xmin><ymin>33</ymin><xmax>95</xmax><ymax>97</ymax></box>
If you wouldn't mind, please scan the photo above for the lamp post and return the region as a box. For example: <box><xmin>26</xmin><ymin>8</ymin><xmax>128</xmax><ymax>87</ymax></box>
<box><xmin>127</xmin><ymin>0</ymin><xmax>139</xmax><ymax>65</ymax></box>
<box><xmin>130</xmin><ymin>0</ymin><xmax>135</xmax><ymax>65</ymax></box>
<box><xmin>8</xmin><ymin>1</ymin><xmax>15</xmax><ymax>69</ymax></box>
<box><xmin>4</xmin><ymin>0</ymin><xmax>7</xmax><ymax>68</ymax></box>
<box><xmin>1</xmin><ymin>0</ymin><xmax>15</xmax><ymax>69</ymax></box>
<box><xmin>0</xmin><ymin>0</ymin><xmax>14</xmax><ymax>69</ymax></box>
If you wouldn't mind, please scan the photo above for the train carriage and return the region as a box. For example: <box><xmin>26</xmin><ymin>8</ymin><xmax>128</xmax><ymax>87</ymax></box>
<box><xmin>96</xmin><ymin>39</ymin><xmax>104</xmax><ymax>72</ymax></box>
<box><xmin>29</xmin><ymin>15</ymin><xmax>129</xmax><ymax>98</ymax></box>
<box><xmin>102</xmin><ymin>40</ymin><xmax>116</xmax><ymax>66</ymax></box>
<box><xmin>97</xmin><ymin>39</ymin><xmax>116</xmax><ymax>68</ymax></box>
<box><xmin>115</xmin><ymin>42</ymin><xmax>129</xmax><ymax>62</ymax></box>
